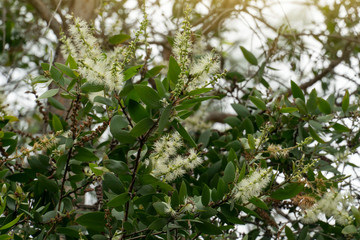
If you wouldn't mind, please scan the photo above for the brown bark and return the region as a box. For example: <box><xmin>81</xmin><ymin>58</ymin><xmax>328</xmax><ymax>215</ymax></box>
<box><xmin>26</xmin><ymin>0</ymin><xmax>62</xmax><ymax>37</ymax></box>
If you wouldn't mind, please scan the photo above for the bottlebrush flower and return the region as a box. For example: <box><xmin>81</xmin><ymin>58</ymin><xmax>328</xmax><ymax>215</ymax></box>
<box><xmin>301</xmin><ymin>191</ymin><xmax>353</xmax><ymax>225</ymax></box>
<box><xmin>232</xmin><ymin>168</ymin><xmax>272</xmax><ymax>203</ymax></box>
<box><xmin>148</xmin><ymin>132</ymin><xmax>203</xmax><ymax>182</ymax></box>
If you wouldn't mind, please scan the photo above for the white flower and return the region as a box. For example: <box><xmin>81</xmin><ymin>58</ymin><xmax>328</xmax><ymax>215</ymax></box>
<box><xmin>301</xmin><ymin>191</ymin><xmax>353</xmax><ymax>226</ymax></box>
<box><xmin>191</xmin><ymin>52</ymin><xmax>220</xmax><ymax>76</ymax></box>
<box><xmin>61</xmin><ymin>16</ymin><xmax>124</xmax><ymax>92</ymax></box>
<box><xmin>148</xmin><ymin>131</ymin><xmax>203</xmax><ymax>182</ymax></box>
<box><xmin>184</xmin><ymin>197</ymin><xmax>196</xmax><ymax>213</ymax></box>
<box><xmin>182</xmin><ymin>103</ymin><xmax>212</xmax><ymax>132</ymax></box>
<box><xmin>232</xmin><ymin>168</ymin><xmax>272</xmax><ymax>203</ymax></box>
<box><xmin>301</xmin><ymin>209</ymin><xmax>319</xmax><ymax>224</ymax></box>
<box><xmin>187</xmin><ymin>52</ymin><xmax>220</xmax><ymax>91</ymax></box>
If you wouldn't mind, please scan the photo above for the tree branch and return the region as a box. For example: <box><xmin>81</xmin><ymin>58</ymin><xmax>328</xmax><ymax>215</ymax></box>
<box><xmin>27</xmin><ymin>0</ymin><xmax>62</xmax><ymax>37</ymax></box>
<box><xmin>287</xmin><ymin>45</ymin><xmax>352</xmax><ymax>96</ymax></box>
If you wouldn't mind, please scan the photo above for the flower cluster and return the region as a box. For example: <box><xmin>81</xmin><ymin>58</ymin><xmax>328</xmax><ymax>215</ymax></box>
<box><xmin>148</xmin><ymin>132</ymin><xmax>202</xmax><ymax>182</ymax></box>
<box><xmin>61</xmin><ymin>16</ymin><xmax>124</xmax><ymax>92</ymax></box>
<box><xmin>61</xmin><ymin>13</ymin><xmax>147</xmax><ymax>94</ymax></box>
<box><xmin>188</xmin><ymin>51</ymin><xmax>220</xmax><ymax>91</ymax></box>
<box><xmin>267</xmin><ymin>144</ymin><xmax>289</xmax><ymax>159</ymax></box>
<box><xmin>232</xmin><ymin>168</ymin><xmax>272</xmax><ymax>203</ymax></box>
<box><xmin>301</xmin><ymin>191</ymin><xmax>353</xmax><ymax>225</ymax></box>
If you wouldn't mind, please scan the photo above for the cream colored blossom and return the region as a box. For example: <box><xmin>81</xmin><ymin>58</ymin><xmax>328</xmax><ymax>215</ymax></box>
<box><xmin>301</xmin><ymin>191</ymin><xmax>353</xmax><ymax>225</ymax></box>
<box><xmin>232</xmin><ymin>168</ymin><xmax>272</xmax><ymax>203</ymax></box>
<box><xmin>148</xmin><ymin>132</ymin><xmax>203</xmax><ymax>182</ymax></box>
<box><xmin>61</xmin><ymin>16</ymin><xmax>125</xmax><ymax>92</ymax></box>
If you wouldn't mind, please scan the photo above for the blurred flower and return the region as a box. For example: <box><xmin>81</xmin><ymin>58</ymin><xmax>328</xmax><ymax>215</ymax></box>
<box><xmin>301</xmin><ymin>191</ymin><xmax>353</xmax><ymax>225</ymax></box>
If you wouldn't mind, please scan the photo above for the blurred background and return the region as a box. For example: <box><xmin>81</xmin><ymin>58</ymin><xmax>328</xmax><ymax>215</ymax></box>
<box><xmin>1</xmin><ymin>0</ymin><xmax>359</xmax><ymax>114</ymax></box>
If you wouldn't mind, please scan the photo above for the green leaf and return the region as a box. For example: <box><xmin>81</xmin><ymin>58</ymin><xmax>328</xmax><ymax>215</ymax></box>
<box><xmin>351</xmin><ymin>206</ymin><xmax>360</xmax><ymax>226</ymax></box>
<box><xmin>171</xmin><ymin>190</ymin><xmax>179</xmax><ymax>208</ymax></box>
<box><xmin>227</xmin><ymin>149</ymin><xmax>238</xmax><ymax>162</ymax></box>
<box><xmin>52</xmin><ymin>114</ymin><xmax>63</xmax><ymax>131</ymax></box>
<box><xmin>50</xmin><ymin>67</ymin><xmax>65</xmax><ymax>86</ymax></box>
<box><xmin>249</xmin><ymin>96</ymin><xmax>266</xmax><ymax>110</ymax></box>
<box><xmin>110</xmin><ymin>115</ymin><xmax>135</xmax><ymax>143</ymax></box>
<box><xmin>198</xmin><ymin>130</ymin><xmax>211</xmax><ymax>149</ymax></box>
<box><xmin>109</xmin><ymin>34</ymin><xmax>131</xmax><ymax>45</ymax></box>
<box><xmin>146</xmin><ymin>65</ymin><xmax>165</xmax><ymax>78</ymax></box>
<box><xmin>201</xmin><ymin>184</ymin><xmax>210</xmax><ymax>206</ymax></box>
<box><xmin>89</xmin><ymin>163</ymin><xmax>103</xmax><ymax>176</ymax></box>
<box><xmin>134</xmin><ymin>85</ymin><xmax>161</xmax><ymax>108</ymax></box>
<box><xmin>179</xmin><ymin>181</ymin><xmax>187</xmax><ymax>204</ymax></box>
<box><xmin>317</xmin><ymin>98</ymin><xmax>331</xmax><ymax>114</ymax></box>
<box><xmin>247</xmin><ymin>134</ymin><xmax>256</xmax><ymax>150</ymax></box>
<box><xmin>309</xmin><ymin>120</ymin><xmax>322</xmax><ymax>130</ymax></box>
<box><xmin>56</xmin><ymin>227</ymin><xmax>80</xmax><ymax>238</ymax></box>
<box><xmin>172</xmin><ymin>120</ymin><xmax>197</xmax><ymax>148</ymax></box>
<box><xmin>280</xmin><ymin>107</ymin><xmax>298</xmax><ymax>113</ymax></box>
<box><xmin>55</xmin><ymin>62</ymin><xmax>77</xmax><ymax>78</ymax></box>
<box><xmin>309</xmin><ymin>126</ymin><xmax>325</xmax><ymax>143</ymax></box>
<box><xmin>342</xmin><ymin>90</ymin><xmax>349</xmax><ymax>113</ymax></box>
<box><xmin>341</xmin><ymin>225</ymin><xmax>357</xmax><ymax>235</ymax></box>
<box><xmin>307</xmin><ymin>89</ymin><xmax>318</xmax><ymax>113</ymax></box>
<box><xmin>195</xmin><ymin>221</ymin><xmax>223</xmax><ymax>235</ymax></box>
<box><xmin>241</xmin><ymin>117</ymin><xmax>254</xmax><ymax>134</ymax></box>
<box><xmin>110</xmin><ymin>115</ymin><xmax>129</xmax><ymax>133</ymax></box>
<box><xmin>76</xmin><ymin>212</ymin><xmax>105</xmax><ymax>232</ymax></box>
<box><xmin>32</xmin><ymin>76</ymin><xmax>50</xmax><ymax>84</ymax></box>
<box><xmin>295</xmin><ymin>98</ymin><xmax>308</xmax><ymax>115</ymax></box>
<box><xmin>217</xmin><ymin>178</ymin><xmax>227</xmax><ymax>198</ymax></box>
<box><xmin>73</xmin><ymin>147</ymin><xmax>98</xmax><ymax>162</ymax></box>
<box><xmin>332</xmin><ymin>123</ymin><xmax>350</xmax><ymax>133</ymax></box>
<box><xmin>240</xmin><ymin>46</ymin><xmax>258</xmax><ymax>65</ymax></box>
<box><xmin>153</xmin><ymin>202</ymin><xmax>169</xmax><ymax>216</ymax></box>
<box><xmin>148</xmin><ymin>218</ymin><xmax>168</xmax><ymax>230</ymax></box>
<box><xmin>66</xmin><ymin>54</ymin><xmax>77</xmax><ymax>69</ymax></box>
<box><xmin>158</xmin><ymin>105</ymin><xmax>172</xmax><ymax>133</ymax></box>
<box><xmin>155</xmin><ymin>78</ymin><xmax>167</xmax><ymax>98</ymax></box>
<box><xmin>81</xmin><ymin>82</ymin><xmax>104</xmax><ymax>94</ymax></box>
<box><xmin>285</xmin><ymin>226</ymin><xmax>295</xmax><ymax>240</ymax></box>
<box><xmin>107</xmin><ymin>193</ymin><xmax>130</xmax><ymax>208</ymax></box>
<box><xmin>38</xmin><ymin>174</ymin><xmax>58</xmax><ymax>192</ymax></box>
<box><xmin>103</xmin><ymin>160</ymin><xmax>130</xmax><ymax>176</ymax></box>
<box><xmin>128</xmin><ymin>100</ymin><xmax>148</xmax><ymax>122</ymax></box>
<box><xmin>130</xmin><ymin>118</ymin><xmax>154</xmax><ymax>137</ymax></box>
<box><xmin>103</xmin><ymin>172</ymin><xmax>124</xmax><ymax>194</ymax></box>
<box><xmin>238</xmin><ymin>163</ymin><xmax>246</xmax><ymax>182</ymax></box>
<box><xmin>270</xmin><ymin>183</ymin><xmax>304</xmax><ymax>200</ymax></box>
<box><xmin>224</xmin><ymin>116</ymin><xmax>241</xmax><ymax>127</ymax></box>
<box><xmin>231</xmin><ymin>103</ymin><xmax>250</xmax><ymax>117</ymax></box>
<box><xmin>48</xmin><ymin>97</ymin><xmax>66</xmax><ymax>110</ymax></box>
<box><xmin>0</xmin><ymin>213</ymin><xmax>23</xmax><ymax>230</ymax></box>
<box><xmin>249</xmin><ymin>197</ymin><xmax>268</xmax><ymax>210</ymax></box>
<box><xmin>223</xmin><ymin>162</ymin><xmax>235</xmax><ymax>184</ymax></box>
<box><xmin>226</xmin><ymin>71</ymin><xmax>245</xmax><ymax>82</ymax></box>
<box><xmin>167</xmin><ymin>56</ymin><xmax>181</xmax><ymax>88</ymax></box>
<box><xmin>0</xmin><ymin>234</ymin><xmax>12</xmax><ymax>240</ymax></box>
<box><xmin>123</xmin><ymin>65</ymin><xmax>143</xmax><ymax>81</ymax></box>
<box><xmin>94</xmin><ymin>96</ymin><xmax>113</xmax><ymax>107</ymax></box>
<box><xmin>291</xmin><ymin>80</ymin><xmax>305</xmax><ymax>101</ymax></box>
<box><xmin>38</xmin><ymin>89</ymin><xmax>59</xmax><ymax>99</ymax></box>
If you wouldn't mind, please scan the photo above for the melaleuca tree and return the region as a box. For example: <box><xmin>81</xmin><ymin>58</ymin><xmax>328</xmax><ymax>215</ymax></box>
<box><xmin>1</xmin><ymin>3</ymin><xmax>360</xmax><ymax>240</ymax></box>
